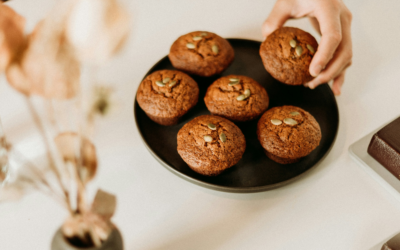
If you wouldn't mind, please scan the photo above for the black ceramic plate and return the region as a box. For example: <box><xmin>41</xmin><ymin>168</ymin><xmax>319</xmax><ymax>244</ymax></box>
<box><xmin>134</xmin><ymin>39</ymin><xmax>339</xmax><ymax>193</ymax></box>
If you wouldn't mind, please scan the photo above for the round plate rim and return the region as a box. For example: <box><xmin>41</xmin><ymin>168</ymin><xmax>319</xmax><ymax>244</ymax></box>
<box><xmin>133</xmin><ymin>38</ymin><xmax>339</xmax><ymax>193</ymax></box>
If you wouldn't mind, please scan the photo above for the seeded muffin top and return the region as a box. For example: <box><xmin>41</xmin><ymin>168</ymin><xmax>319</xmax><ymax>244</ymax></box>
<box><xmin>136</xmin><ymin>70</ymin><xmax>199</xmax><ymax>119</ymax></box>
<box><xmin>169</xmin><ymin>31</ymin><xmax>234</xmax><ymax>77</ymax></box>
<box><xmin>257</xmin><ymin>106</ymin><xmax>321</xmax><ymax>159</ymax></box>
<box><xmin>204</xmin><ymin>75</ymin><xmax>269</xmax><ymax>122</ymax></box>
<box><xmin>177</xmin><ymin>115</ymin><xmax>246</xmax><ymax>176</ymax></box>
<box><xmin>260</xmin><ymin>27</ymin><xmax>318</xmax><ymax>85</ymax></box>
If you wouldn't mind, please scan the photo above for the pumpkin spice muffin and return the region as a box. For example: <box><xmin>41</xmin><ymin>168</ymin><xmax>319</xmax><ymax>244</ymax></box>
<box><xmin>136</xmin><ymin>70</ymin><xmax>199</xmax><ymax>126</ymax></box>
<box><xmin>260</xmin><ymin>27</ymin><xmax>318</xmax><ymax>86</ymax></box>
<box><xmin>257</xmin><ymin>106</ymin><xmax>321</xmax><ymax>164</ymax></box>
<box><xmin>204</xmin><ymin>75</ymin><xmax>269</xmax><ymax>122</ymax></box>
<box><xmin>169</xmin><ymin>31</ymin><xmax>234</xmax><ymax>77</ymax></box>
<box><xmin>177</xmin><ymin>115</ymin><xmax>246</xmax><ymax>176</ymax></box>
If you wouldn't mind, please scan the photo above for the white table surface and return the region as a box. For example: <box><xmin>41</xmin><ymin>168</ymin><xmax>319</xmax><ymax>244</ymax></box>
<box><xmin>1</xmin><ymin>0</ymin><xmax>400</xmax><ymax>249</ymax></box>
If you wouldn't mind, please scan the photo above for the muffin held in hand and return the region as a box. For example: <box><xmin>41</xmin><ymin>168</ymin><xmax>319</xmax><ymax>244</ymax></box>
<box><xmin>177</xmin><ymin>115</ymin><xmax>246</xmax><ymax>176</ymax></box>
<box><xmin>260</xmin><ymin>27</ymin><xmax>318</xmax><ymax>86</ymax></box>
<box><xmin>204</xmin><ymin>75</ymin><xmax>269</xmax><ymax>122</ymax></box>
<box><xmin>169</xmin><ymin>31</ymin><xmax>234</xmax><ymax>77</ymax></box>
<box><xmin>136</xmin><ymin>70</ymin><xmax>199</xmax><ymax>126</ymax></box>
<box><xmin>257</xmin><ymin>106</ymin><xmax>321</xmax><ymax>164</ymax></box>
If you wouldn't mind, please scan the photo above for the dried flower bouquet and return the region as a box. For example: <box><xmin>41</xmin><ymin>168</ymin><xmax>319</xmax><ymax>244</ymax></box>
<box><xmin>0</xmin><ymin>0</ymin><xmax>130</xmax><ymax>247</ymax></box>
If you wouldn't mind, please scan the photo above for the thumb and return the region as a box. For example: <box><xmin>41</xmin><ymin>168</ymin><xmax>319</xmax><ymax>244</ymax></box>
<box><xmin>262</xmin><ymin>1</ymin><xmax>292</xmax><ymax>38</ymax></box>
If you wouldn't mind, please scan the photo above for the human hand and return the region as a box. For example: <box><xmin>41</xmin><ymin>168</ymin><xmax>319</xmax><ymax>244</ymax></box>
<box><xmin>262</xmin><ymin>0</ymin><xmax>352</xmax><ymax>95</ymax></box>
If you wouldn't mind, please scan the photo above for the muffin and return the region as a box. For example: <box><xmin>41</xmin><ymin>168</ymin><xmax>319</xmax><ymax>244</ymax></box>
<box><xmin>169</xmin><ymin>31</ymin><xmax>234</xmax><ymax>77</ymax></box>
<box><xmin>136</xmin><ymin>70</ymin><xmax>199</xmax><ymax>126</ymax></box>
<box><xmin>177</xmin><ymin>115</ymin><xmax>246</xmax><ymax>176</ymax></box>
<box><xmin>257</xmin><ymin>106</ymin><xmax>321</xmax><ymax>164</ymax></box>
<box><xmin>204</xmin><ymin>75</ymin><xmax>269</xmax><ymax>122</ymax></box>
<box><xmin>259</xmin><ymin>27</ymin><xmax>318</xmax><ymax>85</ymax></box>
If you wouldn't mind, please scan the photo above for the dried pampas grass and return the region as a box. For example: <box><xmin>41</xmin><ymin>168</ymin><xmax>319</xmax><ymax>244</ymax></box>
<box><xmin>0</xmin><ymin>0</ymin><xmax>130</xmax><ymax>247</ymax></box>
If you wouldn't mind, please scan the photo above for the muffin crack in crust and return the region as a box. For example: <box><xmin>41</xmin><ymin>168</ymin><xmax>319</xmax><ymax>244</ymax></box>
<box><xmin>276</xmin><ymin>34</ymin><xmax>314</xmax><ymax>62</ymax></box>
<box><xmin>177</xmin><ymin>115</ymin><xmax>246</xmax><ymax>176</ymax></box>
<box><xmin>197</xmin><ymin>122</ymin><xmax>229</xmax><ymax>149</ymax></box>
<box><xmin>204</xmin><ymin>75</ymin><xmax>269</xmax><ymax>122</ymax></box>
<box><xmin>137</xmin><ymin>70</ymin><xmax>199</xmax><ymax>125</ymax></box>
<box><xmin>217</xmin><ymin>87</ymin><xmax>243</xmax><ymax>94</ymax></box>
<box><xmin>271</xmin><ymin>120</ymin><xmax>305</xmax><ymax>144</ymax></box>
<box><xmin>149</xmin><ymin>73</ymin><xmax>182</xmax><ymax>98</ymax></box>
<box><xmin>216</xmin><ymin>87</ymin><xmax>252</xmax><ymax>105</ymax></box>
<box><xmin>183</xmin><ymin>37</ymin><xmax>218</xmax><ymax>59</ymax></box>
<box><xmin>169</xmin><ymin>31</ymin><xmax>234</xmax><ymax>77</ymax></box>
<box><xmin>183</xmin><ymin>38</ymin><xmax>204</xmax><ymax>59</ymax></box>
<box><xmin>257</xmin><ymin>106</ymin><xmax>321</xmax><ymax>160</ymax></box>
<box><xmin>260</xmin><ymin>27</ymin><xmax>318</xmax><ymax>85</ymax></box>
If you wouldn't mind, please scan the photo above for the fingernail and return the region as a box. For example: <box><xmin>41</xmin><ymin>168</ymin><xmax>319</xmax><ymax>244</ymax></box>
<box><xmin>311</xmin><ymin>65</ymin><xmax>322</xmax><ymax>77</ymax></box>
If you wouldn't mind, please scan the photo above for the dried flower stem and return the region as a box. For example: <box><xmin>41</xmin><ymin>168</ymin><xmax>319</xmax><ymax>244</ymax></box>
<box><xmin>73</xmin><ymin>64</ymin><xmax>98</xmax><ymax>214</ymax></box>
<box><xmin>13</xmin><ymin>150</ymin><xmax>52</xmax><ymax>188</ymax></box>
<box><xmin>19</xmin><ymin>175</ymin><xmax>68</xmax><ymax>208</ymax></box>
<box><xmin>12</xmin><ymin>148</ymin><xmax>67</xmax><ymax>202</ymax></box>
<box><xmin>86</xmin><ymin>64</ymin><xmax>100</xmax><ymax>136</ymax></box>
<box><xmin>25</xmin><ymin>97</ymin><xmax>73</xmax><ymax>213</ymax></box>
<box><xmin>75</xmin><ymin>164</ymin><xmax>87</xmax><ymax>214</ymax></box>
<box><xmin>46</xmin><ymin>99</ymin><xmax>61</xmax><ymax>134</ymax></box>
<box><xmin>75</xmin><ymin>114</ymin><xmax>88</xmax><ymax>214</ymax></box>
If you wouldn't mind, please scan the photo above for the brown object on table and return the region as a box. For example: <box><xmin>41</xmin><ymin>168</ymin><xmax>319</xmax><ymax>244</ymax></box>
<box><xmin>259</xmin><ymin>27</ymin><xmax>318</xmax><ymax>86</ymax></box>
<box><xmin>177</xmin><ymin>115</ymin><xmax>246</xmax><ymax>176</ymax></box>
<box><xmin>257</xmin><ymin>106</ymin><xmax>321</xmax><ymax>164</ymax></box>
<box><xmin>368</xmin><ymin>117</ymin><xmax>400</xmax><ymax>180</ymax></box>
<box><xmin>382</xmin><ymin>232</ymin><xmax>400</xmax><ymax>250</ymax></box>
<box><xmin>136</xmin><ymin>70</ymin><xmax>199</xmax><ymax>126</ymax></box>
<box><xmin>204</xmin><ymin>75</ymin><xmax>269</xmax><ymax>122</ymax></box>
<box><xmin>169</xmin><ymin>31</ymin><xmax>234</xmax><ymax>77</ymax></box>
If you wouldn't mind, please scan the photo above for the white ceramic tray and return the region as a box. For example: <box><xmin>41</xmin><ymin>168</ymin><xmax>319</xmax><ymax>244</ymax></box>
<box><xmin>349</xmin><ymin>117</ymin><xmax>400</xmax><ymax>250</ymax></box>
<box><xmin>349</xmin><ymin>117</ymin><xmax>400</xmax><ymax>204</ymax></box>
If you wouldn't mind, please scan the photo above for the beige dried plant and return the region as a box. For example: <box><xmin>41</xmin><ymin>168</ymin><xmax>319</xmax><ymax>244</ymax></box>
<box><xmin>66</xmin><ymin>0</ymin><xmax>131</xmax><ymax>64</ymax></box>
<box><xmin>0</xmin><ymin>4</ymin><xmax>25</xmax><ymax>71</ymax></box>
<box><xmin>6</xmin><ymin>3</ymin><xmax>80</xmax><ymax>99</ymax></box>
<box><xmin>0</xmin><ymin>0</ymin><xmax>130</xmax><ymax>247</ymax></box>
